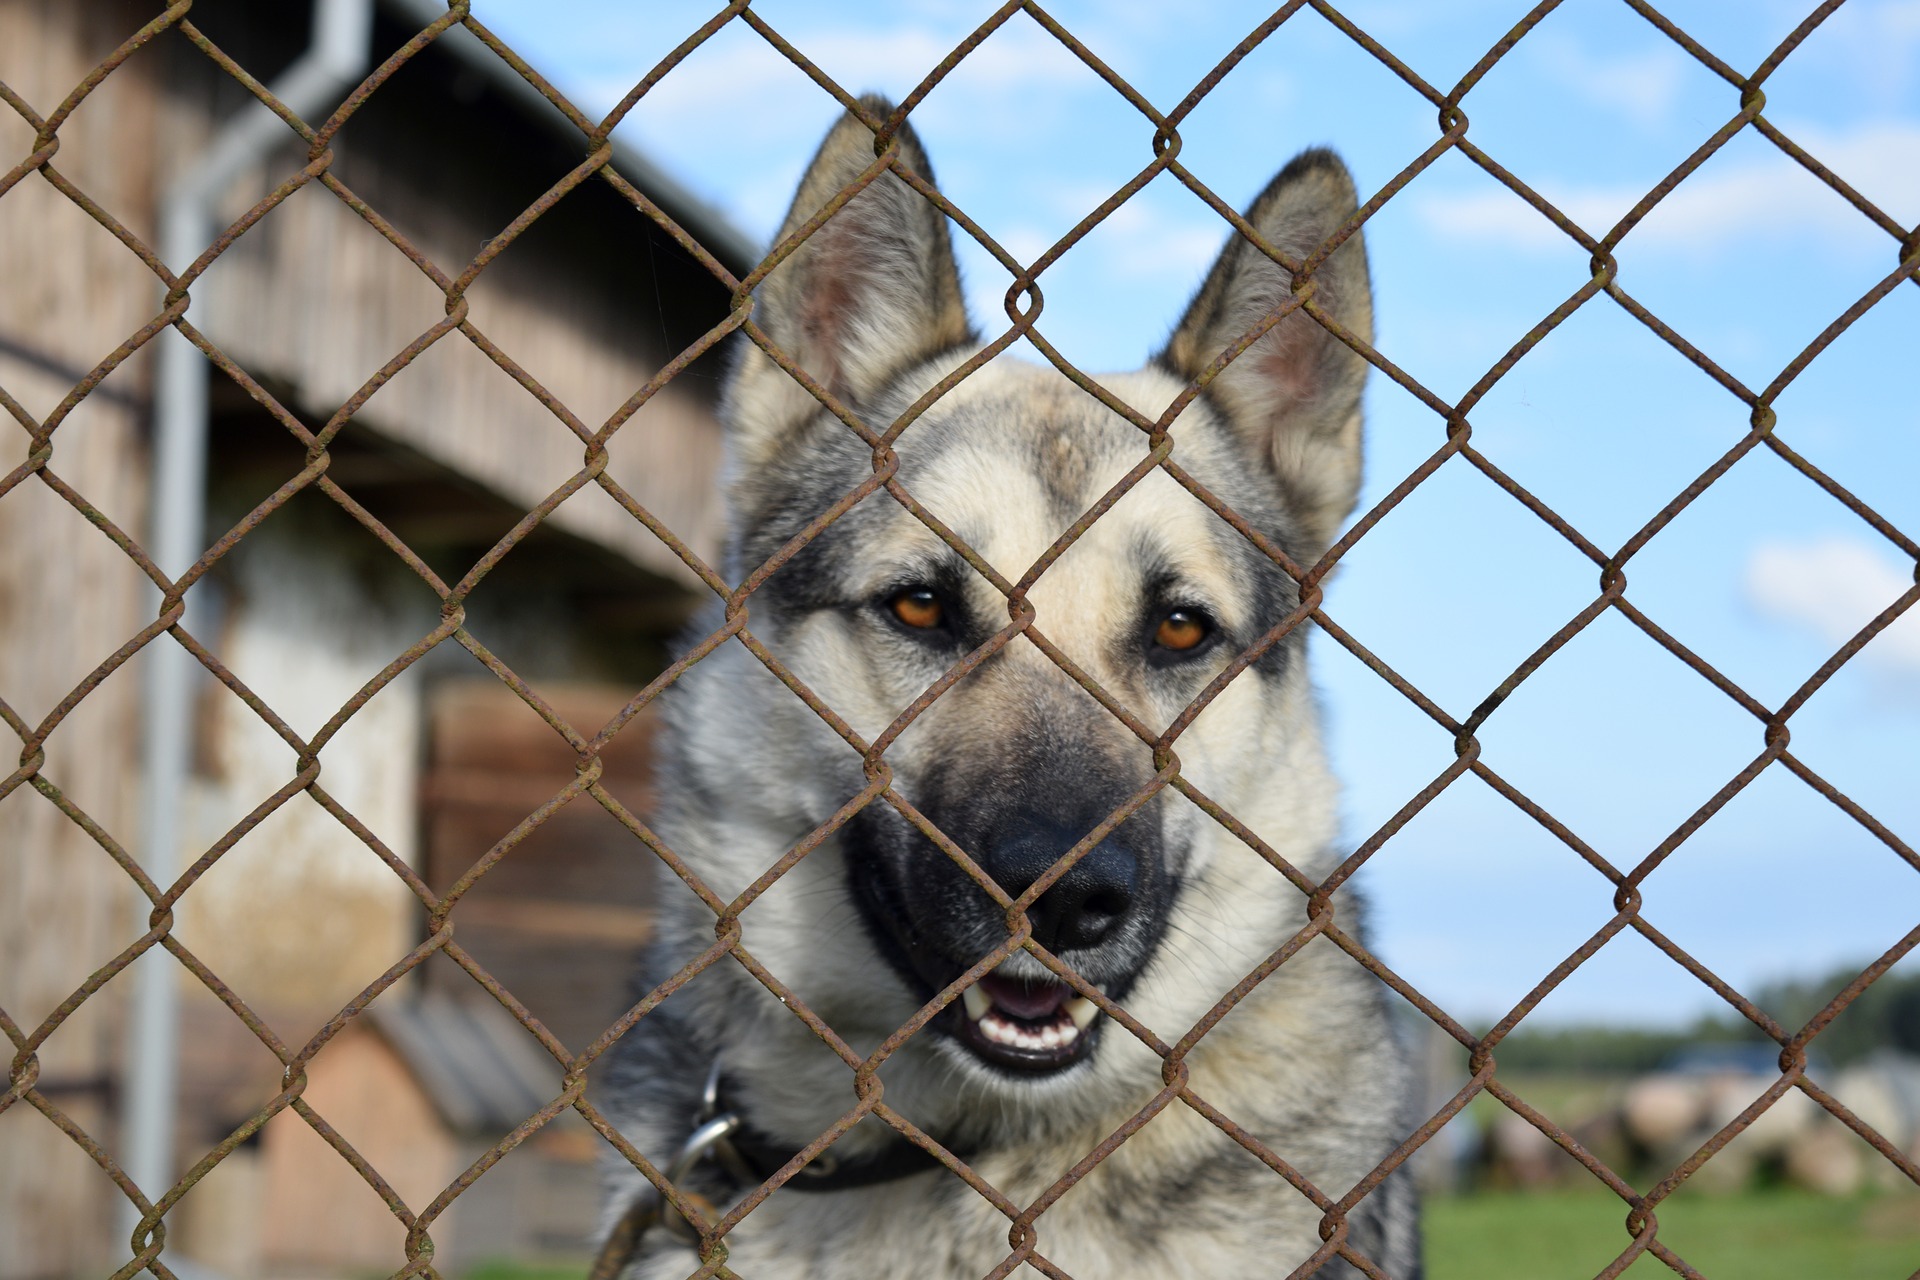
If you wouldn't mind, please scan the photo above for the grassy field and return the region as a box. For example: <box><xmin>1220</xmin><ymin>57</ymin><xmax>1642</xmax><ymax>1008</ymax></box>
<box><xmin>463</xmin><ymin>1189</ymin><xmax>1920</xmax><ymax>1279</ymax></box>
<box><xmin>1427</xmin><ymin>1188</ymin><xmax>1920</xmax><ymax>1279</ymax></box>
<box><xmin>465</xmin><ymin>1263</ymin><xmax>589</xmax><ymax>1280</ymax></box>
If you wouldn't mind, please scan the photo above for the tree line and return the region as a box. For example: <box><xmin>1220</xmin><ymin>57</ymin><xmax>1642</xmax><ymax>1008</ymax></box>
<box><xmin>1494</xmin><ymin>962</ymin><xmax>1920</xmax><ymax>1073</ymax></box>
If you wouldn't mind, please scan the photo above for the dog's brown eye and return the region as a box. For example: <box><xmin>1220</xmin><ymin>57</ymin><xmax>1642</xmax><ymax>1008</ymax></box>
<box><xmin>1154</xmin><ymin>609</ymin><xmax>1209</xmax><ymax>652</ymax></box>
<box><xmin>891</xmin><ymin>589</ymin><xmax>944</xmax><ymax>630</ymax></box>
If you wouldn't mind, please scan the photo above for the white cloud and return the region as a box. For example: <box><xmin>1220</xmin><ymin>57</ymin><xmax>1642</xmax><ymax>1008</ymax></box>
<box><xmin>1744</xmin><ymin>535</ymin><xmax>1920</xmax><ymax>673</ymax></box>
<box><xmin>956</xmin><ymin>196</ymin><xmax>1220</xmax><ymax>359</ymax></box>
<box><xmin>995</xmin><ymin>181</ymin><xmax>1222</xmax><ymax>281</ymax></box>
<box><xmin>1417</xmin><ymin>183</ymin><xmax>1630</xmax><ymax>249</ymax></box>
<box><xmin>593</xmin><ymin>21</ymin><xmax>1104</xmax><ymax>125</ymax></box>
<box><xmin>1085</xmin><ymin>197</ymin><xmax>1223</xmax><ymax>282</ymax></box>
<box><xmin>578</xmin><ymin>16</ymin><xmax>1136</xmax><ymax>241</ymax></box>
<box><xmin>1414</xmin><ymin>120</ymin><xmax>1920</xmax><ymax>254</ymax></box>
<box><xmin>1528</xmin><ymin>34</ymin><xmax>1690</xmax><ymax>130</ymax></box>
<box><xmin>1801</xmin><ymin>0</ymin><xmax>1920</xmax><ymax>111</ymax></box>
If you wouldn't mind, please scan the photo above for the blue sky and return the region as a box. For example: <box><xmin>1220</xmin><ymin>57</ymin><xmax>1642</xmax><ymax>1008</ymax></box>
<box><xmin>470</xmin><ymin>0</ymin><xmax>1920</xmax><ymax>1029</ymax></box>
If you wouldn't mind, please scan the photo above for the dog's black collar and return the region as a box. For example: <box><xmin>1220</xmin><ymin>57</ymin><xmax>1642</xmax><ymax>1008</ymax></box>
<box><xmin>589</xmin><ymin>1062</ymin><xmax>960</xmax><ymax>1278</ymax></box>
<box><xmin>706</xmin><ymin>1063</ymin><xmax>961</xmax><ymax>1191</ymax></box>
<box><xmin>724</xmin><ymin>1108</ymin><xmax>953</xmax><ymax>1191</ymax></box>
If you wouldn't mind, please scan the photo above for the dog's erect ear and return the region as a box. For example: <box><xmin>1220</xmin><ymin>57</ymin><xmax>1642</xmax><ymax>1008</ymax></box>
<box><xmin>727</xmin><ymin>95</ymin><xmax>973</xmax><ymax>461</ymax></box>
<box><xmin>1161</xmin><ymin>149</ymin><xmax>1373</xmax><ymax>557</ymax></box>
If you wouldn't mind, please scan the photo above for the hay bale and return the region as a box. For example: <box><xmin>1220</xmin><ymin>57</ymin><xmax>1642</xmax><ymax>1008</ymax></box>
<box><xmin>1624</xmin><ymin>1075</ymin><xmax>1705</xmax><ymax>1149</ymax></box>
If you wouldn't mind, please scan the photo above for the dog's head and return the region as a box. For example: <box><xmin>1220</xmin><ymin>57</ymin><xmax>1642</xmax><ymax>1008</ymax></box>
<box><xmin>706</xmin><ymin>97</ymin><xmax>1369</xmax><ymax>1102</ymax></box>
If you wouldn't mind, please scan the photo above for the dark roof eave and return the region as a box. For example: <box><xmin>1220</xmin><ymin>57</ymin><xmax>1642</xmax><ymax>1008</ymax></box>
<box><xmin>381</xmin><ymin>0</ymin><xmax>762</xmax><ymax>278</ymax></box>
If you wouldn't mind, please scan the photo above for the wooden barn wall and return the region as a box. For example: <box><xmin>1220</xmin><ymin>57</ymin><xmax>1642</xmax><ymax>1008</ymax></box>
<box><xmin>0</xmin><ymin>2</ymin><xmax>173</xmax><ymax>1273</ymax></box>
<box><xmin>2</xmin><ymin>2</ymin><xmax>735</xmax><ymax>1271</ymax></box>
<box><xmin>196</xmin><ymin>14</ymin><xmax>731</xmax><ymax>588</ymax></box>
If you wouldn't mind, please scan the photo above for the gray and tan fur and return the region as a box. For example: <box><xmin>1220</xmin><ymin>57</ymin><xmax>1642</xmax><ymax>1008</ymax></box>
<box><xmin>601</xmin><ymin>97</ymin><xmax>1421</xmax><ymax>1277</ymax></box>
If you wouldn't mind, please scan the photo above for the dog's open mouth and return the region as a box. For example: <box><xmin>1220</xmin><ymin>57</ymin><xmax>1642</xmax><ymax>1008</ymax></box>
<box><xmin>953</xmin><ymin>970</ymin><xmax>1101</xmax><ymax>1072</ymax></box>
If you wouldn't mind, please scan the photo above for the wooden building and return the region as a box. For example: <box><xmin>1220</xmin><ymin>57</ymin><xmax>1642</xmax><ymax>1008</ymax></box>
<box><xmin>0</xmin><ymin>1</ymin><xmax>752</xmax><ymax>1273</ymax></box>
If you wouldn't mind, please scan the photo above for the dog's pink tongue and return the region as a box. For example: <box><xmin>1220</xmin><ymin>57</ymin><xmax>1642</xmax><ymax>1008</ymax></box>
<box><xmin>980</xmin><ymin>973</ymin><xmax>1070</xmax><ymax>1021</ymax></box>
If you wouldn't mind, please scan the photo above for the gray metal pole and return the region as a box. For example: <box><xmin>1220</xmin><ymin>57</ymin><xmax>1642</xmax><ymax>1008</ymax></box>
<box><xmin>121</xmin><ymin>0</ymin><xmax>372</xmax><ymax>1253</ymax></box>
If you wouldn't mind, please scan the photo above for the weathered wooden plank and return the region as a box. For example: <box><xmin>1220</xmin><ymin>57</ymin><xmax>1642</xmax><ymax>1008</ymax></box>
<box><xmin>0</xmin><ymin>4</ymin><xmax>165</xmax><ymax>1271</ymax></box>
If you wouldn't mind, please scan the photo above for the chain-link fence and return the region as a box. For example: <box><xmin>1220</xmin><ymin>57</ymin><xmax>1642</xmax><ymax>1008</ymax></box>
<box><xmin>3</xmin><ymin>1</ymin><xmax>1917</xmax><ymax>1277</ymax></box>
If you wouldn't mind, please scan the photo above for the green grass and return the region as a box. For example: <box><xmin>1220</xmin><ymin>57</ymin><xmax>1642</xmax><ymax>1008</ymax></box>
<box><xmin>462</xmin><ymin>1261</ymin><xmax>590</xmax><ymax>1280</ymax></box>
<box><xmin>449</xmin><ymin>1192</ymin><xmax>1920</xmax><ymax>1279</ymax></box>
<box><xmin>1427</xmin><ymin>1188</ymin><xmax>1920</xmax><ymax>1279</ymax></box>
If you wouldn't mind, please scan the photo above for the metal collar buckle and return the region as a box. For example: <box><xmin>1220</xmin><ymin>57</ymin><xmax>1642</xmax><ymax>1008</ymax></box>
<box><xmin>590</xmin><ymin>1058</ymin><xmax>939</xmax><ymax>1276</ymax></box>
<box><xmin>658</xmin><ymin>1061</ymin><xmax>749</xmax><ymax>1244</ymax></box>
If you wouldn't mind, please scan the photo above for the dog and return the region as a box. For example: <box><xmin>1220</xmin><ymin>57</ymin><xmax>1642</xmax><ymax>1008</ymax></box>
<box><xmin>597</xmin><ymin>95</ymin><xmax>1421</xmax><ymax>1278</ymax></box>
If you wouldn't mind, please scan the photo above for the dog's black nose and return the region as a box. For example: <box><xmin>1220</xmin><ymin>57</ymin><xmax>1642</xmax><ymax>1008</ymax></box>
<box><xmin>986</xmin><ymin>819</ymin><xmax>1138</xmax><ymax>952</ymax></box>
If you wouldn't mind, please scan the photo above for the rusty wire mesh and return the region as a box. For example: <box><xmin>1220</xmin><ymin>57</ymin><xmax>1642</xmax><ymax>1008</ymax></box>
<box><xmin>3</xmin><ymin>0</ymin><xmax>1919</xmax><ymax>1277</ymax></box>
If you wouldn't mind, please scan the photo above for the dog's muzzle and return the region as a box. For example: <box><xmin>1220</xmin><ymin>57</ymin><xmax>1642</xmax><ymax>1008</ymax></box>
<box><xmin>846</xmin><ymin>790</ymin><xmax>1171</xmax><ymax>1075</ymax></box>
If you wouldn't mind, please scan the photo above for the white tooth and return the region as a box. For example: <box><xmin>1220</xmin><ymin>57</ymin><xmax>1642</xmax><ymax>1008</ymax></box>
<box><xmin>962</xmin><ymin>986</ymin><xmax>991</xmax><ymax>1021</ymax></box>
<box><xmin>976</xmin><ymin>1009</ymin><xmax>1085</xmax><ymax>1055</ymax></box>
<box><xmin>1066</xmin><ymin>996</ymin><xmax>1099</xmax><ymax>1030</ymax></box>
